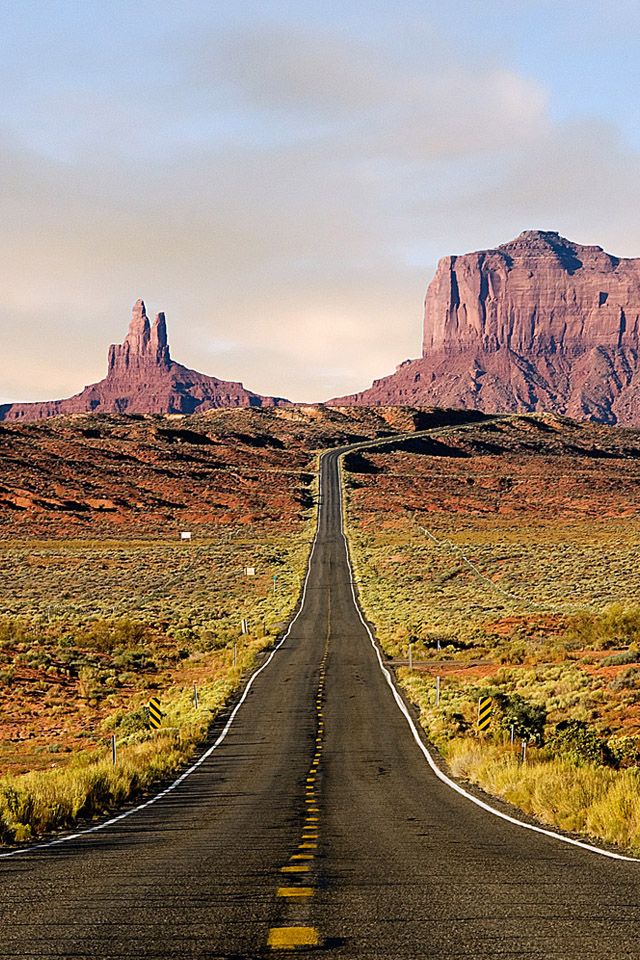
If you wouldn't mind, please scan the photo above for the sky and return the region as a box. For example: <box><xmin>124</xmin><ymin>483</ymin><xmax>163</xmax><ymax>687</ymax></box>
<box><xmin>2</xmin><ymin>0</ymin><xmax>640</xmax><ymax>404</ymax></box>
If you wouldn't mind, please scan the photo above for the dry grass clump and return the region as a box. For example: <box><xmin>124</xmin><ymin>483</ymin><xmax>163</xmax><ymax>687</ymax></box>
<box><xmin>446</xmin><ymin>740</ymin><xmax>640</xmax><ymax>852</ymax></box>
<box><xmin>0</xmin><ymin>735</ymin><xmax>186</xmax><ymax>843</ymax></box>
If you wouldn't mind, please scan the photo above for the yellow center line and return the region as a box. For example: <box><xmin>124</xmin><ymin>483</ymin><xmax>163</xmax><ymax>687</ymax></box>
<box><xmin>268</xmin><ymin>594</ymin><xmax>330</xmax><ymax>954</ymax></box>
<box><xmin>267</xmin><ymin>926</ymin><xmax>319</xmax><ymax>949</ymax></box>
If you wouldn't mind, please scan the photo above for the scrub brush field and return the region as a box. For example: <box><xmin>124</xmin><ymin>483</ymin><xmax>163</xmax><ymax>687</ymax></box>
<box><xmin>343</xmin><ymin>414</ymin><xmax>640</xmax><ymax>852</ymax></box>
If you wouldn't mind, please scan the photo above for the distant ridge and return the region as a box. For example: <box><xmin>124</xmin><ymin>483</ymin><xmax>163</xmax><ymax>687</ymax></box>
<box><xmin>0</xmin><ymin>300</ymin><xmax>288</xmax><ymax>421</ymax></box>
<box><xmin>331</xmin><ymin>231</ymin><xmax>640</xmax><ymax>426</ymax></box>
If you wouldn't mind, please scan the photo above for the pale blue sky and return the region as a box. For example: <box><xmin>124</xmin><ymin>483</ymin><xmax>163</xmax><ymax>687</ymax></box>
<box><xmin>2</xmin><ymin>1</ymin><xmax>640</xmax><ymax>402</ymax></box>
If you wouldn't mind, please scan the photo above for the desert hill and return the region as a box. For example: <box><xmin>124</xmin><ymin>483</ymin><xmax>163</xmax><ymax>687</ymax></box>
<box><xmin>332</xmin><ymin>230</ymin><xmax>640</xmax><ymax>425</ymax></box>
<box><xmin>0</xmin><ymin>405</ymin><xmax>471</xmax><ymax>538</ymax></box>
<box><xmin>0</xmin><ymin>300</ymin><xmax>288</xmax><ymax>421</ymax></box>
<box><xmin>2</xmin><ymin>405</ymin><xmax>640</xmax><ymax>539</ymax></box>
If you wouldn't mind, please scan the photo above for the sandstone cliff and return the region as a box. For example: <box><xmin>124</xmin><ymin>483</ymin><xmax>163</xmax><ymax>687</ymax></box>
<box><xmin>332</xmin><ymin>231</ymin><xmax>640</xmax><ymax>425</ymax></box>
<box><xmin>0</xmin><ymin>300</ymin><xmax>287</xmax><ymax>421</ymax></box>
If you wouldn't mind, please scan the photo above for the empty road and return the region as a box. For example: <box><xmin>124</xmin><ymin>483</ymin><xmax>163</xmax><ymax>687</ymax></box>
<box><xmin>2</xmin><ymin>443</ymin><xmax>640</xmax><ymax>958</ymax></box>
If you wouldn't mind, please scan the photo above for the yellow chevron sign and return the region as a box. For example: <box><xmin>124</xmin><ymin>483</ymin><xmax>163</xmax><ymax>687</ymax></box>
<box><xmin>149</xmin><ymin>697</ymin><xmax>162</xmax><ymax>729</ymax></box>
<box><xmin>478</xmin><ymin>696</ymin><xmax>492</xmax><ymax>731</ymax></box>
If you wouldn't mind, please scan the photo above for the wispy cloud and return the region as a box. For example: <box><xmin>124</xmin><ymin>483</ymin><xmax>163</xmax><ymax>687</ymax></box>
<box><xmin>1</xmin><ymin>7</ymin><xmax>639</xmax><ymax>402</ymax></box>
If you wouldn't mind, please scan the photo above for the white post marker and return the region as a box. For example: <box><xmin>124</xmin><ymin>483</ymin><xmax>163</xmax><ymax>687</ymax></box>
<box><xmin>193</xmin><ymin>682</ymin><xmax>199</xmax><ymax>709</ymax></box>
<box><xmin>181</xmin><ymin>532</ymin><xmax>192</xmax><ymax>541</ymax></box>
<box><xmin>521</xmin><ymin>740</ymin><xmax>527</xmax><ymax>762</ymax></box>
<box><xmin>409</xmin><ymin>643</ymin><xmax>413</xmax><ymax>670</ymax></box>
<box><xmin>111</xmin><ymin>735</ymin><xmax>116</xmax><ymax>766</ymax></box>
<box><xmin>436</xmin><ymin>675</ymin><xmax>440</xmax><ymax>706</ymax></box>
<box><xmin>233</xmin><ymin>643</ymin><xmax>237</xmax><ymax>667</ymax></box>
<box><xmin>245</xmin><ymin>567</ymin><xmax>255</xmax><ymax>576</ymax></box>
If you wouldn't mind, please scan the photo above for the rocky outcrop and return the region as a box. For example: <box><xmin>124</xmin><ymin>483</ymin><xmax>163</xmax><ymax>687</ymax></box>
<box><xmin>331</xmin><ymin>231</ymin><xmax>640</xmax><ymax>425</ymax></box>
<box><xmin>0</xmin><ymin>300</ymin><xmax>287</xmax><ymax>421</ymax></box>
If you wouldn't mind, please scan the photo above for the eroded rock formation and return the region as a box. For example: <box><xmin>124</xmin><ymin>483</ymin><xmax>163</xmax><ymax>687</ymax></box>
<box><xmin>0</xmin><ymin>300</ymin><xmax>286</xmax><ymax>420</ymax></box>
<box><xmin>331</xmin><ymin>231</ymin><xmax>640</xmax><ymax>424</ymax></box>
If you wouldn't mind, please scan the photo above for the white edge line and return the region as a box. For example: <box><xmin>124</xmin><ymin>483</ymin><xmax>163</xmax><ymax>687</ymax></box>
<box><xmin>334</xmin><ymin>448</ymin><xmax>640</xmax><ymax>864</ymax></box>
<box><xmin>0</xmin><ymin>455</ymin><xmax>325</xmax><ymax>860</ymax></box>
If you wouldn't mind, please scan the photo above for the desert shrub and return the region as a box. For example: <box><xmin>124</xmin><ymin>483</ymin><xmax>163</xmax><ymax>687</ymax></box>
<box><xmin>607</xmin><ymin>735</ymin><xmax>640</xmax><ymax>769</ymax></box>
<box><xmin>0</xmin><ymin>667</ymin><xmax>16</xmax><ymax>685</ymax></box>
<box><xmin>113</xmin><ymin>618</ymin><xmax>148</xmax><ymax>645</ymax></box>
<box><xmin>495</xmin><ymin>692</ymin><xmax>547</xmax><ymax>743</ymax></box>
<box><xmin>601</xmin><ymin>649</ymin><xmax>640</xmax><ymax>667</ymax></box>
<box><xmin>77</xmin><ymin>619</ymin><xmax>117</xmax><ymax>653</ymax></box>
<box><xmin>445</xmin><ymin>711</ymin><xmax>471</xmax><ymax>736</ymax></box>
<box><xmin>196</xmin><ymin>629</ymin><xmax>229</xmax><ymax>651</ymax></box>
<box><xmin>552</xmin><ymin>719</ymin><xmax>603</xmax><ymax>765</ymax></box>
<box><xmin>566</xmin><ymin>603</ymin><xmax>640</xmax><ymax>650</ymax></box>
<box><xmin>496</xmin><ymin>640</ymin><xmax>527</xmax><ymax>664</ymax></box>
<box><xmin>113</xmin><ymin>650</ymin><xmax>156</xmax><ymax>672</ymax></box>
<box><xmin>0</xmin><ymin>619</ymin><xmax>29</xmax><ymax>643</ymax></box>
<box><xmin>609</xmin><ymin>667</ymin><xmax>640</xmax><ymax>691</ymax></box>
<box><xmin>118</xmin><ymin>705</ymin><xmax>151</xmax><ymax>736</ymax></box>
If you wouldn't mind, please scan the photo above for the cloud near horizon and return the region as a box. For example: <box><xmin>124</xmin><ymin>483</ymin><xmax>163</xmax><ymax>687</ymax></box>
<box><xmin>1</xmin><ymin>6</ymin><xmax>640</xmax><ymax>404</ymax></box>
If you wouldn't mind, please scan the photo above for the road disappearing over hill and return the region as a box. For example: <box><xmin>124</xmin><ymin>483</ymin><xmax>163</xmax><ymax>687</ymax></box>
<box><xmin>2</xmin><ymin>435</ymin><xmax>640</xmax><ymax>959</ymax></box>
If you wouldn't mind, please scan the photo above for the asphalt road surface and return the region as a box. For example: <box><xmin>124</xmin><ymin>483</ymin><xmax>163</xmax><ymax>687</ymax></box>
<box><xmin>2</xmin><ymin>445</ymin><xmax>640</xmax><ymax>959</ymax></box>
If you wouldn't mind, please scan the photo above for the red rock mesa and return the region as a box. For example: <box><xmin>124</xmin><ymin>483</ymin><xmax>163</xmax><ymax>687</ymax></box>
<box><xmin>332</xmin><ymin>230</ymin><xmax>640</xmax><ymax>425</ymax></box>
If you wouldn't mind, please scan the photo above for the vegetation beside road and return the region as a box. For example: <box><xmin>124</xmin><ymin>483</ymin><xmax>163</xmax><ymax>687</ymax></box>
<box><xmin>0</xmin><ymin>528</ymin><xmax>312</xmax><ymax>843</ymax></box>
<box><xmin>342</xmin><ymin>414</ymin><xmax>640</xmax><ymax>853</ymax></box>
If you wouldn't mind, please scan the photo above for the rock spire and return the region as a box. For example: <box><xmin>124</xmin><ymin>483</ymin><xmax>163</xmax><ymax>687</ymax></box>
<box><xmin>108</xmin><ymin>300</ymin><xmax>171</xmax><ymax>373</ymax></box>
<box><xmin>0</xmin><ymin>300</ymin><xmax>287</xmax><ymax>420</ymax></box>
